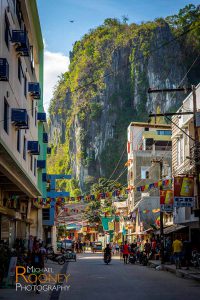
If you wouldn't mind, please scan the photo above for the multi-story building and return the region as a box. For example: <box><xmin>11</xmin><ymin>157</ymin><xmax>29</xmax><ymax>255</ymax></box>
<box><xmin>127</xmin><ymin>122</ymin><xmax>172</xmax><ymax>209</ymax></box>
<box><xmin>126</xmin><ymin>122</ymin><xmax>172</xmax><ymax>240</ymax></box>
<box><xmin>0</xmin><ymin>0</ymin><xmax>47</xmax><ymax>246</ymax></box>
<box><xmin>172</xmin><ymin>83</ymin><xmax>200</xmax><ymax>245</ymax></box>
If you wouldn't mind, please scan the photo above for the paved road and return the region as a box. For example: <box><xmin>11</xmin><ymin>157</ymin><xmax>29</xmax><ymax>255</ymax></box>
<box><xmin>60</xmin><ymin>253</ymin><xmax>200</xmax><ymax>300</ymax></box>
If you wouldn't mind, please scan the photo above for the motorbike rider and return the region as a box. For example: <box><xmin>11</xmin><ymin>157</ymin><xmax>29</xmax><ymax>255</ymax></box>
<box><xmin>104</xmin><ymin>244</ymin><xmax>111</xmax><ymax>260</ymax></box>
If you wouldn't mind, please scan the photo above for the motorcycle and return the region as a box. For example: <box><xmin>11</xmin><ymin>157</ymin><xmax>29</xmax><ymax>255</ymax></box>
<box><xmin>46</xmin><ymin>251</ymin><xmax>66</xmax><ymax>265</ymax></box>
<box><xmin>129</xmin><ymin>252</ymin><xmax>136</xmax><ymax>264</ymax></box>
<box><xmin>104</xmin><ymin>253</ymin><xmax>111</xmax><ymax>265</ymax></box>
<box><xmin>139</xmin><ymin>251</ymin><xmax>148</xmax><ymax>266</ymax></box>
<box><xmin>191</xmin><ymin>250</ymin><xmax>200</xmax><ymax>268</ymax></box>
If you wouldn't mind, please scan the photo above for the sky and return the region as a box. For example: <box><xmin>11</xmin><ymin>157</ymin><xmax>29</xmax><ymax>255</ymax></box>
<box><xmin>37</xmin><ymin>0</ymin><xmax>200</xmax><ymax>112</ymax></box>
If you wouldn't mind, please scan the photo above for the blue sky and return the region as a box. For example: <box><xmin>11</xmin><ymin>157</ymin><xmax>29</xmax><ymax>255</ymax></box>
<box><xmin>37</xmin><ymin>0</ymin><xmax>199</xmax><ymax>111</ymax></box>
<box><xmin>37</xmin><ymin>0</ymin><xmax>199</xmax><ymax>54</ymax></box>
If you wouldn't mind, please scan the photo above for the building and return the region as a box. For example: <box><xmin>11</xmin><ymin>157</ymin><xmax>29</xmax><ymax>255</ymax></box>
<box><xmin>126</xmin><ymin>122</ymin><xmax>172</xmax><ymax>240</ymax></box>
<box><xmin>172</xmin><ymin>83</ymin><xmax>200</xmax><ymax>246</ymax></box>
<box><xmin>0</xmin><ymin>0</ymin><xmax>47</xmax><ymax>246</ymax></box>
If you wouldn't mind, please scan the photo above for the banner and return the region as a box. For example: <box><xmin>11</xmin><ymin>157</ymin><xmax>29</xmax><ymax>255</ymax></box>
<box><xmin>174</xmin><ymin>176</ymin><xmax>194</xmax><ymax>207</ymax></box>
<box><xmin>160</xmin><ymin>190</ymin><xmax>173</xmax><ymax>212</ymax></box>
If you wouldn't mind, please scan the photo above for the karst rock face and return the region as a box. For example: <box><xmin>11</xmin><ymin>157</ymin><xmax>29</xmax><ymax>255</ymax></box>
<box><xmin>48</xmin><ymin>19</ymin><xmax>198</xmax><ymax>192</ymax></box>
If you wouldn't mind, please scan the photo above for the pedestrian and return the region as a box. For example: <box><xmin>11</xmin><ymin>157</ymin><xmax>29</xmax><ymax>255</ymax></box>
<box><xmin>172</xmin><ymin>235</ymin><xmax>183</xmax><ymax>269</ymax></box>
<box><xmin>112</xmin><ymin>243</ymin><xmax>115</xmax><ymax>255</ymax></box>
<box><xmin>123</xmin><ymin>241</ymin><xmax>129</xmax><ymax>264</ymax></box>
<box><xmin>31</xmin><ymin>242</ymin><xmax>44</xmax><ymax>294</ymax></box>
<box><xmin>115</xmin><ymin>243</ymin><xmax>119</xmax><ymax>254</ymax></box>
<box><xmin>183</xmin><ymin>238</ymin><xmax>191</xmax><ymax>270</ymax></box>
<box><xmin>144</xmin><ymin>239</ymin><xmax>151</xmax><ymax>258</ymax></box>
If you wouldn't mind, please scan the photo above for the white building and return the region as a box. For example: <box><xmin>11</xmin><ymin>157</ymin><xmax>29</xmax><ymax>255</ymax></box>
<box><xmin>0</xmin><ymin>0</ymin><xmax>46</xmax><ymax>246</ymax></box>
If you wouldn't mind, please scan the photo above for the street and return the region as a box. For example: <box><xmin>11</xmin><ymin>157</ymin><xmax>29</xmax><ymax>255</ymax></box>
<box><xmin>0</xmin><ymin>253</ymin><xmax>200</xmax><ymax>300</ymax></box>
<box><xmin>61</xmin><ymin>253</ymin><xmax>200</xmax><ymax>300</ymax></box>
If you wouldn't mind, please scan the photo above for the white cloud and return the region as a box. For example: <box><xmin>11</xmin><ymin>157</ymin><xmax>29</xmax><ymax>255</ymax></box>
<box><xmin>43</xmin><ymin>50</ymin><xmax>70</xmax><ymax>112</ymax></box>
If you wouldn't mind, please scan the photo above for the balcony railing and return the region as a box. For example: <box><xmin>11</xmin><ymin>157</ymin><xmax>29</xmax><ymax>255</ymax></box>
<box><xmin>0</xmin><ymin>58</ymin><xmax>9</xmax><ymax>81</ymax></box>
<box><xmin>11</xmin><ymin>108</ymin><xmax>29</xmax><ymax>129</ymax></box>
<box><xmin>12</xmin><ymin>30</ymin><xmax>30</xmax><ymax>56</ymax></box>
<box><xmin>28</xmin><ymin>82</ymin><xmax>41</xmax><ymax>99</ymax></box>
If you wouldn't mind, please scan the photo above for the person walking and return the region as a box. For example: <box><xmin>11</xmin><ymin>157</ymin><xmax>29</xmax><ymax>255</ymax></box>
<box><xmin>123</xmin><ymin>241</ymin><xmax>129</xmax><ymax>264</ymax></box>
<box><xmin>172</xmin><ymin>236</ymin><xmax>183</xmax><ymax>269</ymax></box>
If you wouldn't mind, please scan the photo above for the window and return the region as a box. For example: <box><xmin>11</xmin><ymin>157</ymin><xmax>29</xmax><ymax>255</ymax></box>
<box><xmin>24</xmin><ymin>76</ymin><xmax>27</xmax><ymax>98</ymax></box>
<box><xmin>31</xmin><ymin>101</ymin><xmax>34</xmax><ymax>117</ymax></box>
<box><xmin>42</xmin><ymin>209</ymin><xmax>50</xmax><ymax>221</ymax></box>
<box><xmin>177</xmin><ymin>137</ymin><xmax>184</xmax><ymax>165</ymax></box>
<box><xmin>157</xmin><ymin>130</ymin><xmax>172</xmax><ymax>136</ymax></box>
<box><xmin>35</xmin><ymin>108</ymin><xmax>37</xmax><ymax>126</ymax></box>
<box><xmin>4</xmin><ymin>99</ymin><xmax>9</xmax><ymax>134</ymax></box>
<box><xmin>17</xmin><ymin>130</ymin><xmax>21</xmax><ymax>153</ymax></box>
<box><xmin>30</xmin><ymin>155</ymin><xmax>33</xmax><ymax>171</ymax></box>
<box><xmin>141</xmin><ymin>166</ymin><xmax>150</xmax><ymax>179</ymax></box>
<box><xmin>23</xmin><ymin>136</ymin><xmax>26</xmax><ymax>160</ymax></box>
<box><xmin>18</xmin><ymin>58</ymin><xmax>23</xmax><ymax>83</ymax></box>
<box><xmin>34</xmin><ymin>158</ymin><xmax>36</xmax><ymax>176</ymax></box>
<box><xmin>5</xmin><ymin>15</ymin><xmax>10</xmax><ymax>49</ymax></box>
<box><xmin>16</xmin><ymin>0</ymin><xmax>22</xmax><ymax>28</ymax></box>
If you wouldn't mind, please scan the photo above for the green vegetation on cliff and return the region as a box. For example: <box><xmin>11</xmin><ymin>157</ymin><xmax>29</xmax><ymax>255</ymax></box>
<box><xmin>48</xmin><ymin>4</ymin><xmax>200</xmax><ymax>193</ymax></box>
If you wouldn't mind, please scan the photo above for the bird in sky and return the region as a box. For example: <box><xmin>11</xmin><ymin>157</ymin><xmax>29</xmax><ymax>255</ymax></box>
<box><xmin>69</xmin><ymin>20</ymin><xmax>75</xmax><ymax>23</ymax></box>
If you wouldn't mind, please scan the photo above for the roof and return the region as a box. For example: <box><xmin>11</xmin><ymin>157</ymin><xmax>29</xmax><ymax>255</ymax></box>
<box><xmin>129</xmin><ymin>122</ymin><xmax>171</xmax><ymax>129</ymax></box>
<box><xmin>154</xmin><ymin>224</ymin><xmax>187</xmax><ymax>235</ymax></box>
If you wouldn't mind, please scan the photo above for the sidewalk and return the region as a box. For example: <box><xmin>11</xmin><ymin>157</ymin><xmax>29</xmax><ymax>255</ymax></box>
<box><xmin>148</xmin><ymin>260</ymin><xmax>200</xmax><ymax>282</ymax></box>
<box><xmin>0</xmin><ymin>260</ymin><xmax>69</xmax><ymax>300</ymax></box>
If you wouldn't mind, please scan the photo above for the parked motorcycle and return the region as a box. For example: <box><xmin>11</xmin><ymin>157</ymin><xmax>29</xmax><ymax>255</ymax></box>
<box><xmin>104</xmin><ymin>254</ymin><xmax>111</xmax><ymax>265</ymax></box>
<box><xmin>46</xmin><ymin>251</ymin><xmax>66</xmax><ymax>265</ymax></box>
<box><xmin>129</xmin><ymin>252</ymin><xmax>136</xmax><ymax>264</ymax></box>
<box><xmin>191</xmin><ymin>250</ymin><xmax>200</xmax><ymax>268</ymax></box>
<box><xmin>139</xmin><ymin>251</ymin><xmax>148</xmax><ymax>266</ymax></box>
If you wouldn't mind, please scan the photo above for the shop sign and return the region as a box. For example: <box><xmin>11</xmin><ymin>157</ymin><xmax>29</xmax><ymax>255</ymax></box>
<box><xmin>160</xmin><ymin>190</ymin><xmax>173</xmax><ymax>212</ymax></box>
<box><xmin>174</xmin><ymin>176</ymin><xmax>194</xmax><ymax>207</ymax></box>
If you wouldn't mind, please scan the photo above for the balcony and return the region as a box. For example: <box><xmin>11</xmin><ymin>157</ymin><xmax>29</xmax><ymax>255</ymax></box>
<box><xmin>47</xmin><ymin>147</ymin><xmax>51</xmax><ymax>155</ymax></box>
<box><xmin>27</xmin><ymin>141</ymin><xmax>40</xmax><ymax>155</ymax></box>
<box><xmin>37</xmin><ymin>160</ymin><xmax>46</xmax><ymax>169</ymax></box>
<box><xmin>37</xmin><ymin>112</ymin><xmax>46</xmax><ymax>122</ymax></box>
<box><xmin>43</xmin><ymin>133</ymin><xmax>48</xmax><ymax>143</ymax></box>
<box><xmin>28</xmin><ymin>82</ymin><xmax>41</xmax><ymax>99</ymax></box>
<box><xmin>0</xmin><ymin>58</ymin><xmax>9</xmax><ymax>81</ymax></box>
<box><xmin>11</xmin><ymin>109</ymin><xmax>29</xmax><ymax>129</ymax></box>
<box><xmin>11</xmin><ymin>30</ymin><xmax>30</xmax><ymax>56</ymax></box>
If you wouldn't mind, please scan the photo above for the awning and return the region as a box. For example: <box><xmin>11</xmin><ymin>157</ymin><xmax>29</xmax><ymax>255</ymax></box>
<box><xmin>154</xmin><ymin>224</ymin><xmax>187</xmax><ymax>235</ymax></box>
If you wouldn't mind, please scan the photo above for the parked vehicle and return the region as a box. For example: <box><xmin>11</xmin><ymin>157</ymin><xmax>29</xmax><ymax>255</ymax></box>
<box><xmin>139</xmin><ymin>251</ymin><xmax>148</xmax><ymax>266</ymax></box>
<box><xmin>63</xmin><ymin>249</ymin><xmax>76</xmax><ymax>262</ymax></box>
<box><xmin>191</xmin><ymin>250</ymin><xmax>200</xmax><ymax>268</ymax></box>
<box><xmin>46</xmin><ymin>251</ymin><xmax>66</xmax><ymax>265</ymax></box>
<box><xmin>92</xmin><ymin>242</ymin><xmax>102</xmax><ymax>252</ymax></box>
<box><xmin>104</xmin><ymin>254</ymin><xmax>111</xmax><ymax>265</ymax></box>
<box><xmin>61</xmin><ymin>239</ymin><xmax>74</xmax><ymax>252</ymax></box>
<box><xmin>129</xmin><ymin>252</ymin><xmax>136</xmax><ymax>264</ymax></box>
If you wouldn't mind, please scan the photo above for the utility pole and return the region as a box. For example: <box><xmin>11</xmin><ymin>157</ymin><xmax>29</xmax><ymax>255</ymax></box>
<box><xmin>148</xmin><ymin>84</ymin><xmax>200</xmax><ymax>221</ymax></box>
<box><xmin>152</xmin><ymin>158</ymin><xmax>164</xmax><ymax>264</ymax></box>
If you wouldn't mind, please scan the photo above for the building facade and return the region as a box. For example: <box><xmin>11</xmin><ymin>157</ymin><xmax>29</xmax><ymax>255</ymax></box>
<box><xmin>172</xmin><ymin>83</ymin><xmax>200</xmax><ymax>246</ymax></box>
<box><xmin>0</xmin><ymin>0</ymin><xmax>47</xmax><ymax>246</ymax></box>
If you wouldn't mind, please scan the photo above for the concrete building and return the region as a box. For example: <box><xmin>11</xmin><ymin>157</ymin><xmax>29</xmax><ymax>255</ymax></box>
<box><xmin>127</xmin><ymin>122</ymin><xmax>172</xmax><ymax>210</ymax></box>
<box><xmin>126</xmin><ymin>122</ymin><xmax>172</xmax><ymax>240</ymax></box>
<box><xmin>172</xmin><ymin>83</ymin><xmax>200</xmax><ymax>245</ymax></box>
<box><xmin>0</xmin><ymin>0</ymin><xmax>47</xmax><ymax>246</ymax></box>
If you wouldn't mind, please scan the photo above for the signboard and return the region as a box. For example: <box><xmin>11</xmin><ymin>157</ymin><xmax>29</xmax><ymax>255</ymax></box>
<box><xmin>108</xmin><ymin>222</ymin><xmax>114</xmax><ymax>231</ymax></box>
<box><xmin>160</xmin><ymin>190</ymin><xmax>173</xmax><ymax>212</ymax></box>
<box><xmin>174</xmin><ymin>176</ymin><xmax>194</xmax><ymax>207</ymax></box>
